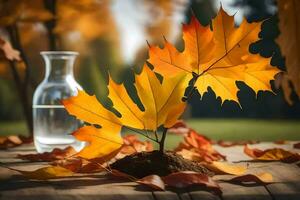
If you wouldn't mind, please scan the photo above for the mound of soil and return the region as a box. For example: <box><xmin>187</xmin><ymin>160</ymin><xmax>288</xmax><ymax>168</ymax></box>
<box><xmin>111</xmin><ymin>150</ymin><xmax>213</xmax><ymax>179</ymax></box>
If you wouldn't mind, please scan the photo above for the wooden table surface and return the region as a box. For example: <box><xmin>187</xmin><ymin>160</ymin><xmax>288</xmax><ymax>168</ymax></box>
<box><xmin>1</xmin><ymin>142</ymin><xmax>300</xmax><ymax>200</ymax></box>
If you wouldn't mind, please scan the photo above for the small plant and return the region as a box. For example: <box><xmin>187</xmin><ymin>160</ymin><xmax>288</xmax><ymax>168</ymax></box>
<box><xmin>62</xmin><ymin>8</ymin><xmax>280</xmax><ymax>177</ymax></box>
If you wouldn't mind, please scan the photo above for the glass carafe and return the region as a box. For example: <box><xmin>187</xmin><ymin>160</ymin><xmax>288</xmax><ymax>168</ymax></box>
<box><xmin>33</xmin><ymin>51</ymin><xmax>84</xmax><ymax>153</ymax></box>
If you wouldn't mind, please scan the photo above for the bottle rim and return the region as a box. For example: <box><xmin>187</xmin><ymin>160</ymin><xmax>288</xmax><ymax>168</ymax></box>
<box><xmin>40</xmin><ymin>51</ymin><xmax>79</xmax><ymax>56</ymax></box>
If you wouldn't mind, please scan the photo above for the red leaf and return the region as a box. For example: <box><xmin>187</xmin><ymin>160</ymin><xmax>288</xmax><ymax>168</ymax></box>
<box><xmin>162</xmin><ymin>171</ymin><xmax>220</xmax><ymax>190</ymax></box>
<box><xmin>175</xmin><ymin>127</ymin><xmax>226</xmax><ymax>163</ymax></box>
<box><xmin>136</xmin><ymin>175</ymin><xmax>165</xmax><ymax>191</ymax></box>
<box><xmin>118</xmin><ymin>134</ymin><xmax>153</xmax><ymax>157</ymax></box>
<box><xmin>52</xmin><ymin>157</ymin><xmax>83</xmax><ymax>172</ymax></box>
<box><xmin>18</xmin><ymin>146</ymin><xmax>77</xmax><ymax>162</ymax></box>
<box><xmin>228</xmin><ymin>173</ymin><xmax>273</xmax><ymax>185</ymax></box>
<box><xmin>168</xmin><ymin>120</ymin><xmax>190</xmax><ymax>135</ymax></box>
<box><xmin>244</xmin><ymin>145</ymin><xmax>300</xmax><ymax>163</ymax></box>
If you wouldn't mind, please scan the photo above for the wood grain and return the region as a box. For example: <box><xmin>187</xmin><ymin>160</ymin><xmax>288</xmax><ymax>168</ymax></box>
<box><xmin>1</xmin><ymin>143</ymin><xmax>300</xmax><ymax>200</ymax></box>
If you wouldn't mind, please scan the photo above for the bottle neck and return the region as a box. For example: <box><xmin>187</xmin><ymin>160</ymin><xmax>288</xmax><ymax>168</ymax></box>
<box><xmin>42</xmin><ymin>54</ymin><xmax>76</xmax><ymax>82</ymax></box>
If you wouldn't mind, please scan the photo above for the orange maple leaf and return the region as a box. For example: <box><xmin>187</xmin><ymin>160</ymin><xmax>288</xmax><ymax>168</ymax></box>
<box><xmin>244</xmin><ymin>145</ymin><xmax>300</xmax><ymax>163</ymax></box>
<box><xmin>175</xmin><ymin>129</ymin><xmax>226</xmax><ymax>163</ymax></box>
<box><xmin>148</xmin><ymin>8</ymin><xmax>280</xmax><ymax>103</ymax></box>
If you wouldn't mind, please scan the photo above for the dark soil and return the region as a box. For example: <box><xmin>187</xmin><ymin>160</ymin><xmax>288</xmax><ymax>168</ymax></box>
<box><xmin>111</xmin><ymin>150</ymin><xmax>213</xmax><ymax>179</ymax></box>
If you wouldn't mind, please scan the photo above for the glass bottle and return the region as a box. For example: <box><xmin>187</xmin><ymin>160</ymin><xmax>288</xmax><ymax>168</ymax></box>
<box><xmin>33</xmin><ymin>51</ymin><xmax>84</xmax><ymax>153</ymax></box>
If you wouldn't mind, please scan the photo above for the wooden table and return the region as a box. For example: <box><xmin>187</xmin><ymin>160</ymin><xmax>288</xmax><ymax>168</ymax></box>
<box><xmin>1</xmin><ymin>143</ymin><xmax>300</xmax><ymax>200</ymax></box>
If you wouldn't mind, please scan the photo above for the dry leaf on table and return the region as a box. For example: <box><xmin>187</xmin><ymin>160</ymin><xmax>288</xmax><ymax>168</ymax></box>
<box><xmin>244</xmin><ymin>145</ymin><xmax>300</xmax><ymax>163</ymax></box>
<box><xmin>18</xmin><ymin>146</ymin><xmax>77</xmax><ymax>162</ymax></box>
<box><xmin>136</xmin><ymin>175</ymin><xmax>165</xmax><ymax>191</ymax></box>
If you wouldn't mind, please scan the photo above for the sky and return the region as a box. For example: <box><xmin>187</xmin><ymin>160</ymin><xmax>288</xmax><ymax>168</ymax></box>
<box><xmin>110</xmin><ymin>0</ymin><xmax>277</xmax><ymax>65</ymax></box>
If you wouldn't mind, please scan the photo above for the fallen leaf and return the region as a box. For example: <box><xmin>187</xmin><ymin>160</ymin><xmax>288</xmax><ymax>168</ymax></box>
<box><xmin>0</xmin><ymin>135</ymin><xmax>23</xmax><ymax>149</ymax></box>
<box><xmin>204</xmin><ymin>161</ymin><xmax>247</xmax><ymax>175</ymax></box>
<box><xmin>185</xmin><ymin>130</ymin><xmax>212</xmax><ymax>150</ymax></box>
<box><xmin>54</xmin><ymin>157</ymin><xmax>107</xmax><ymax>173</ymax></box>
<box><xmin>20</xmin><ymin>166</ymin><xmax>74</xmax><ymax>180</ymax></box>
<box><xmin>293</xmin><ymin>142</ymin><xmax>300</xmax><ymax>149</ymax></box>
<box><xmin>72</xmin><ymin>126</ymin><xmax>123</xmax><ymax>161</ymax></box>
<box><xmin>52</xmin><ymin>157</ymin><xmax>83</xmax><ymax>172</ymax></box>
<box><xmin>175</xmin><ymin>129</ymin><xmax>212</xmax><ymax>151</ymax></box>
<box><xmin>120</xmin><ymin>134</ymin><xmax>153</xmax><ymax>156</ymax></box>
<box><xmin>176</xmin><ymin>149</ymin><xmax>203</xmax><ymax>161</ymax></box>
<box><xmin>168</xmin><ymin>120</ymin><xmax>190</xmax><ymax>135</ymax></box>
<box><xmin>244</xmin><ymin>145</ymin><xmax>300</xmax><ymax>163</ymax></box>
<box><xmin>162</xmin><ymin>171</ymin><xmax>220</xmax><ymax>190</ymax></box>
<box><xmin>136</xmin><ymin>175</ymin><xmax>165</xmax><ymax>191</ymax></box>
<box><xmin>18</xmin><ymin>146</ymin><xmax>77</xmax><ymax>162</ymax></box>
<box><xmin>228</xmin><ymin>173</ymin><xmax>273</xmax><ymax>185</ymax></box>
<box><xmin>148</xmin><ymin>8</ymin><xmax>280</xmax><ymax>104</ymax></box>
<box><xmin>216</xmin><ymin>140</ymin><xmax>259</xmax><ymax>147</ymax></box>
<box><xmin>175</xmin><ymin>129</ymin><xmax>225</xmax><ymax>163</ymax></box>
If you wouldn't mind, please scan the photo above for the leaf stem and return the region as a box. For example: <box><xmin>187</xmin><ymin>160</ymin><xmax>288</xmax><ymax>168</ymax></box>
<box><xmin>123</xmin><ymin>126</ymin><xmax>158</xmax><ymax>143</ymax></box>
<box><xmin>154</xmin><ymin>130</ymin><xmax>159</xmax><ymax>141</ymax></box>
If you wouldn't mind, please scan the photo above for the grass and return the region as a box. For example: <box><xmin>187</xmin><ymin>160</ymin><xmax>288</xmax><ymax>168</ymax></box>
<box><xmin>163</xmin><ymin>119</ymin><xmax>300</xmax><ymax>149</ymax></box>
<box><xmin>1</xmin><ymin>119</ymin><xmax>300</xmax><ymax>149</ymax></box>
<box><xmin>187</xmin><ymin>119</ymin><xmax>300</xmax><ymax>141</ymax></box>
<box><xmin>0</xmin><ymin>121</ymin><xmax>27</xmax><ymax>136</ymax></box>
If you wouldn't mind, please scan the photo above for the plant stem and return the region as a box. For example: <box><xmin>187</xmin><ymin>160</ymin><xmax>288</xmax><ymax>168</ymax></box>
<box><xmin>154</xmin><ymin>130</ymin><xmax>159</xmax><ymax>141</ymax></box>
<box><xmin>123</xmin><ymin>126</ymin><xmax>158</xmax><ymax>143</ymax></box>
<box><xmin>159</xmin><ymin>128</ymin><xmax>168</xmax><ymax>154</ymax></box>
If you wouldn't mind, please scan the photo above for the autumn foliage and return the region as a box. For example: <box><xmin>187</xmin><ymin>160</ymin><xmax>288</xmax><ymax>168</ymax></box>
<box><xmin>62</xmin><ymin>8</ymin><xmax>280</xmax><ymax>160</ymax></box>
<box><xmin>1</xmin><ymin>7</ymin><xmax>288</xmax><ymax>193</ymax></box>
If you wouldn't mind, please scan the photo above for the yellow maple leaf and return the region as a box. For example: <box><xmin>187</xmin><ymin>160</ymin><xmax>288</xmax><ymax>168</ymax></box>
<box><xmin>20</xmin><ymin>166</ymin><xmax>74</xmax><ymax>180</ymax></box>
<box><xmin>148</xmin><ymin>8</ymin><xmax>280</xmax><ymax>103</ymax></box>
<box><xmin>62</xmin><ymin>65</ymin><xmax>189</xmax><ymax>159</ymax></box>
<box><xmin>72</xmin><ymin>126</ymin><xmax>123</xmax><ymax>160</ymax></box>
<box><xmin>108</xmin><ymin>65</ymin><xmax>190</xmax><ymax>130</ymax></box>
<box><xmin>204</xmin><ymin>161</ymin><xmax>247</xmax><ymax>176</ymax></box>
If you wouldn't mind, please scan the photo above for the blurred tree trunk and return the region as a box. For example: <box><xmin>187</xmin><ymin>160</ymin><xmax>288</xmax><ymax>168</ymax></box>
<box><xmin>44</xmin><ymin>0</ymin><xmax>58</xmax><ymax>50</ymax></box>
<box><xmin>277</xmin><ymin>0</ymin><xmax>300</xmax><ymax>104</ymax></box>
<box><xmin>7</xmin><ymin>25</ymin><xmax>33</xmax><ymax>134</ymax></box>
